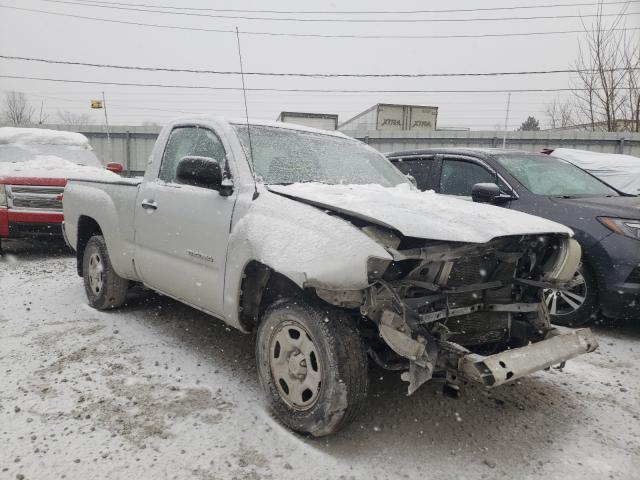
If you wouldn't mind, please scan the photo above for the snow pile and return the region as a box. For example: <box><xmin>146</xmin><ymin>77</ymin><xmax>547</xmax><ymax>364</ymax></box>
<box><xmin>268</xmin><ymin>182</ymin><xmax>573</xmax><ymax>243</ymax></box>
<box><xmin>551</xmin><ymin>148</ymin><xmax>640</xmax><ymax>195</ymax></box>
<box><xmin>0</xmin><ymin>127</ymin><xmax>91</xmax><ymax>149</ymax></box>
<box><xmin>0</xmin><ymin>155</ymin><xmax>118</xmax><ymax>181</ymax></box>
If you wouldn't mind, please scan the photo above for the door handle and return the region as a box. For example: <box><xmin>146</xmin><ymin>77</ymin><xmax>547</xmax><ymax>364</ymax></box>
<box><xmin>141</xmin><ymin>199</ymin><xmax>158</xmax><ymax>210</ymax></box>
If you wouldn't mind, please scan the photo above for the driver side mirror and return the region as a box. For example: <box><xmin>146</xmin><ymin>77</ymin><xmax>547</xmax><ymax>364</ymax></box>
<box><xmin>471</xmin><ymin>182</ymin><xmax>514</xmax><ymax>204</ymax></box>
<box><xmin>471</xmin><ymin>182</ymin><xmax>501</xmax><ymax>203</ymax></box>
<box><xmin>176</xmin><ymin>156</ymin><xmax>232</xmax><ymax>196</ymax></box>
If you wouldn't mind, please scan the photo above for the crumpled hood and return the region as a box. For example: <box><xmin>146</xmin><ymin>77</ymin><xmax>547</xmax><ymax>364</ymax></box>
<box><xmin>268</xmin><ymin>183</ymin><xmax>573</xmax><ymax>243</ymax></box>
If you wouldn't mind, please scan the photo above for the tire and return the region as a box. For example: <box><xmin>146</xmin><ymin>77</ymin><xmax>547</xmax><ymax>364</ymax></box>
<box><xmin>82</xmin><ymin>235</ymin><xmax>129</xmax><ymax>310</ymax></box>
<box><xmin>256</xmin><ymin>298</ymin><xmax>369</xmax><ymax>437</ymax></box>
<box><xmin>546</xmin><ymin>264</ymin><xmax>598</xmax><ymax>327</ymax></box>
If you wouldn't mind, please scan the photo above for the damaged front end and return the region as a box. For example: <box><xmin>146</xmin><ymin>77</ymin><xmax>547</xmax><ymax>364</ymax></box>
<box><xmin>354</xmin><ymin>227</ymin><xmax>598</xmax><ymax>394</ymax></box>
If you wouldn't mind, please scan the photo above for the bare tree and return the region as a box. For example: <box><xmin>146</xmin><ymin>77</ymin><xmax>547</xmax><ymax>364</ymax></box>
<box><xmin>545</xmin><ymin>98</ymin><xmax>575</xmax><ymax>129</ymax></box>
<box><xmin>571</xmin><ymin>1</ymin><xmax>639</xmax><ymax>131</ymax></box>
<box><xmin>36</xmin><ymin>100</ymin><xmax>49</xmax><ymax>125</ymax></box>
<box><xmin>2</xmin><ymin>91</ymin><xmax>34</xmax><ymax>126</ymax></box>
<box><xmin>57</xmin><ymin>110</ymin><xmax>91</xmax><ymax>127</ymax></box>
<box><xmin>621</xmin><ymin>32</ymin><xmax>640</xmax><ymax>132</ymax></box>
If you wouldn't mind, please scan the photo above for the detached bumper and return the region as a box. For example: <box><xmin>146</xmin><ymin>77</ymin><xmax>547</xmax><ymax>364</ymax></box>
<box><xmin>460</xmin><ymin>328</ymin><xmax>598</xmax><ymax>387</ymax></box>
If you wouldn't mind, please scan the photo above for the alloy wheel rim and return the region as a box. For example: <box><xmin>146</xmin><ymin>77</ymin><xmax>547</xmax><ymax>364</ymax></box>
<box><xmin>544</xmin><ymin>270</ymin><xmax>587</xmax><ymax>316</ymax></box>
<box><xmin>269</xmin><ymin>319</ymin><xmax>322</xmax><ymax>410</ymax></box>
<box><xmin>88</xmin><ymin>252</ymin><xmax>104</xmax><ymax>295</ymax></box>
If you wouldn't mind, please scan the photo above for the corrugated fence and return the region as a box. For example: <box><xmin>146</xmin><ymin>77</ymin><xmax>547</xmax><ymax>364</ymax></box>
<box><xmin>38</xmin><ymin>124</ymin><xmax>640</xmax><ymax>175</ymax></box>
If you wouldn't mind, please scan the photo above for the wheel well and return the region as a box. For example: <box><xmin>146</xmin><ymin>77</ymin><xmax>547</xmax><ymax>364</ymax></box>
<box><xmin>76</xmin><ymin>216</ymin><xmax>103</xmax><ymax>276</ymax></box>
<box><xmin>239</xmin><ymin>261</ymin><xmax>303</xmax><ymax>331</ymax></box>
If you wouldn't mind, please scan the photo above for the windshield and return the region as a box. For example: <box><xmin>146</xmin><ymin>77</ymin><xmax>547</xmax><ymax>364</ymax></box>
<box><xmin>0</xmin><ymin>144</ymin><xmax>102</xmax><ymax>167</ymax></box>
<box><xmin>496</xmin><ymin>153</ymin><xmax>618</xmax><ymax>197</ymax></box>
<box><xmin>233</xmin><ymin>125</ymin><xmax>408</xmax><ymax>187</ymax></box>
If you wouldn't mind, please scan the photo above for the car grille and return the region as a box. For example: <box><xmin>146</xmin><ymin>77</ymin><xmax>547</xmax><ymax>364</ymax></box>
<box><xmin>7</xmin><ymin>185</ymin><xmax>64</xmax><ymax>212</ymax></box>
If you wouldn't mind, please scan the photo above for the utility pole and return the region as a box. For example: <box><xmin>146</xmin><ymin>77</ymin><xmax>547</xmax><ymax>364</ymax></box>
<box><xmin>102</xmin><ymin>91</ymin><xmax>112</xmax><ymax>162</ymax></box>
<box><xmin>502</xmin><ymin>92</ymin><xmax>511</xmax><ymax>149</ymax></box>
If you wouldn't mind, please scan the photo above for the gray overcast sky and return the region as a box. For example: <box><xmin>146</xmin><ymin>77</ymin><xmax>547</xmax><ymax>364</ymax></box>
<box><xmin>0</xmin><ymin>0</ymin><xmax>638</xmax><ymax>129</ymax></box>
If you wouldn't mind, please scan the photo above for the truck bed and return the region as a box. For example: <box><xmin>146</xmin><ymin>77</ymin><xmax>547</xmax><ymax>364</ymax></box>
<box><xmin>63</xmin><ymin>177</ymin><xmax>142</xmax><ymax>281</ymax></box>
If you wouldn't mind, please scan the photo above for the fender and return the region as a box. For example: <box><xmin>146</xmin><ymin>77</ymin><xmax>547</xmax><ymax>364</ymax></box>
<box><xmin>221</xmin><ymin>190</ymin><xmax>391</xmax><ymax>330</ymax></box>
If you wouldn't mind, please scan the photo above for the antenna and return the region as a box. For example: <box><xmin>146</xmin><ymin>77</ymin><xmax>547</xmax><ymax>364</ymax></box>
<box><xmin>502</xmin><ymin>92</ymin><xmax>511</xmax><ymax>149</ymax></box>
<box><xmin>235</xmin><ymin>26</ymin><xmax>259</xmax><ymax>200</ymax></box>
<box><xmin>102</xmin><ymin>91</ymin><xmax>112</xmax><ymax>162</ymax></box>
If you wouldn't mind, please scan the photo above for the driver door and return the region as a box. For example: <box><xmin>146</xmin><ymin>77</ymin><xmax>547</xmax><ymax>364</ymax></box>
<box><xmin>438</xmin><ymin>157</ymin><xmax>513</xmax><ymax>205</ymax></box>
<box><xmin>133</xmin><ymin>125</ymin><xmax>234</xmax><ymax>316</ymax></box>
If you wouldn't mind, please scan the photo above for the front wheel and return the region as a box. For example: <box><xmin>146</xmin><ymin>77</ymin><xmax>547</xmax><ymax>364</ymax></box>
<box><xmin>82</xmin><ymin>235</ymin><xmax>129</xmax><ymax>310</ymax></box>
<box><xmin>545</xmin><ymin>264</ymin><xmax>598</xmax><ymax>327</ymax></box>
<box><xmin>256</xmin><ymin>298</ymin><xmax>369</xmax><ymax>437</ymax></box>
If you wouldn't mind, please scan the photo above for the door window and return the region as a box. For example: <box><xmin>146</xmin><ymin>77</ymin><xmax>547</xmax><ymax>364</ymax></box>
<box><xmin>393</xmin><ymin>157</ymin><xmax>436</xmax><ymax>191</ymax></box>
<box><xmin>159</xmin><ymin>126</ymin><xmax>226</xmax><ymax>183</ymax></box>
<box><xmin>440</xmin><ymin>159</ymin><xmax>496</xmax><ymax>196</ymax></box>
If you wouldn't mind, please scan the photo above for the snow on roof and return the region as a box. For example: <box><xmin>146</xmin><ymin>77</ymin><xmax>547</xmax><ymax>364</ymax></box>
<box><xmin>233</xmin><ymin>118</ymin><xmax>351</xmax><ymax>139</ymax></box>
<box><xmin>551</xmin><ymin>148</ymin><xmax>640</xmax><ymax>195</ymax></box>
<box><xmin>0</xmin><ymin>127</ymin><xmax>91</xmax><ymax>149</ymax></box>
<box><xmin>168</xmin><ymin>114</ymin><xmax>351</xmax><ymax>139</ymax></box>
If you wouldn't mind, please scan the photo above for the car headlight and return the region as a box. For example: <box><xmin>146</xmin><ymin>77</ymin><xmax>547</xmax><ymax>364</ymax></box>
<box><xmin>543</xmin><ymin>237</ymin><xmax>582</xmax><ymax>282</ymax></box>
<box><xmin>598</xmin><ymin>217</ymin><xmax>640</xmax><ymax>240</ymax></box>
<box><xmin>367</xmin><ymin>257</ymin><xmax>392</xmax><ymax>280</ymax></box>
<box><xmin>0</xmin><ymin>184</ymin><xmax>6</xmax><ymax>207</ymax></box>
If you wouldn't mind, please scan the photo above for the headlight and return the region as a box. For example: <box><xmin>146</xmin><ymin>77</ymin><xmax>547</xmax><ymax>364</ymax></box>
<box><xmin>543</xmin><ymin>237</ymin><xmax>582</xmax><ymax>282</ymax></box>
<box><xmin>598</xmin><ymin>217</ymin><xmax>640</xmax><ymax>240</ymax></box>
<box><xmin>367</xmin><ymin>257</ymin><xmax>391</xmax><ymax>280</ymax></box>
<box><xmin>0</xmin><ymin>184</ymin><xmax>6</xmax><ymax>207</ymax></box>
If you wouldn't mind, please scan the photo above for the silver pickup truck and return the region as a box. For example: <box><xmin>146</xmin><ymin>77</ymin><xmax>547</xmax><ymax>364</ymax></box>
<box><xmin>63</xmin><ymin>116</ymin><xmax>597</xmax><ymax>436</ymax></box>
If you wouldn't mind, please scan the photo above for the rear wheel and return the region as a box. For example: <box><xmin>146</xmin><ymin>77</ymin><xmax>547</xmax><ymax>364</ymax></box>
<box><xmin>545</xmin><ymin>264</ymin><xmax>597</xmax><ymax>327</ymax></box>
<box><xmin>256</xmin><ymin>298</ymin><xmax>368</xmax><ymax>437</ymax></box>
<box><xmin>82</xmin><ymin>235</ymin><xmax>129</xmax><ymax>310</ymax></box>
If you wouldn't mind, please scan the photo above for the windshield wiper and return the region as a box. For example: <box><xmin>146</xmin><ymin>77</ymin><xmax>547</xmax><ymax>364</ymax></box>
<box><xmin>552</xmin><ymin>194</ymin><xmax>579</xmax><ymax>199</ymax></box>
<box><xmin>266</xmin><ymin>180</ymin><xmax>325</xmax><ymax>186</ymax></box>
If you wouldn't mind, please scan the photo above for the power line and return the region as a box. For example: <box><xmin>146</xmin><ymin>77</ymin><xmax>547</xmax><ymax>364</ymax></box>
<box><xmin>2</xmin><ymin>5</ymin><xmax>639</xmax><ymax>39</ymax></box>
<box><xmin>3</xmin><ymin>54</ymin><xmax>637</xmax><ymax>78</ymax></box>
<box><xmin>7</xmin><ymin>91</ymin><xmax>556</xmax><ymax>105</ymax></box>
<box><xmin>1</xmin><ymin>73</ymin><xmax>634</xmax><ymax>94</ymax></box>
<box><xmin>66</xmin><ymin>0</ymin><xmax>640</xmax><ymax>15</ymax></box>
<box><xmin>34</xmin><ymin>0</ymin><xmax>640</xmax><ymax>23</ymax></box>
<box><xmin>0</xmin><ymin>55</ymin><xmax>640</xmax><ymax>78</ymax></box>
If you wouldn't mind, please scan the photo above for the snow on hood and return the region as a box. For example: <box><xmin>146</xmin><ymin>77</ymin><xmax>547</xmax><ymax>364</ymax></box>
<box><xmin>268</xmin><ymin>183</ymin><xmax>573</xmax><ymax>243</ymax></box>
<box><xmin>0</xmin><ymin>156</ymin><xmax>118</xmax><ymax>181</ymax></box>
<box><xmin>0</xmin><ymin>127</ymin><xmax>91</xmax><ymax>148</ymax></box>
<box><xmin>551</xmin><ymin>148</ymin><xmax>640</xmax><ymax>195</ymax></box>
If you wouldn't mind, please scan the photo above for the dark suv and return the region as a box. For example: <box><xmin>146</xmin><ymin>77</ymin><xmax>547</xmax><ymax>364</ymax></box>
<box><xmin>387</xmin><ymin>148</ymin><xmax>640</xmax><ymax>326</ymax></box>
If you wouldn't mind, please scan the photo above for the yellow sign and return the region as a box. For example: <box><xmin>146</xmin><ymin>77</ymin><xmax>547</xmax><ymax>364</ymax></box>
<box><xmin>91</xmin><ymin>100</ymin><xmax>103</xmax><ymax>109</ymax></box>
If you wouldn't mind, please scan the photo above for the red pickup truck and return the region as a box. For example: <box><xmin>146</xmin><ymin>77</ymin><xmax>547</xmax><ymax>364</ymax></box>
<box><xmin>0</xmin><ymin>127</ymin><xmax>121</xmax><ymax>251</ymax></box>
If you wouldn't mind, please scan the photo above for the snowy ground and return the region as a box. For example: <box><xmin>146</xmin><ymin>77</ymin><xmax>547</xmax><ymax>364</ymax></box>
<box><xmin>1</xmin><ymin>240</ymin><xmax>639</xmax><ymax>480</ymax></box>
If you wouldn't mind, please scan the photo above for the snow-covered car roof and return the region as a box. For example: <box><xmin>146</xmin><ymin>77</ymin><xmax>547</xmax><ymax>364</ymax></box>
<box><xmin>0</xmin><ymin>127</ymin><xmax>91</xmax><ymax>149</ymax></box>
<box><xmin>167</xmin><ymin>114</ymin><xmax>351</xmax><ymax>140</ymax></box>
<box><xmin>550</xmin><ymin>148</ymin><xmax>640</xmax><ymax>195</ymax></box>
<box><xmin>0</xmin><ymin>127</ymin><xmax>114</xmax><ymax>181</ymax></box>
